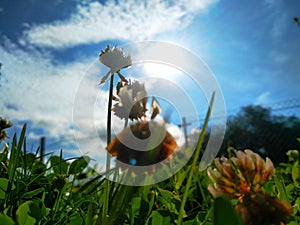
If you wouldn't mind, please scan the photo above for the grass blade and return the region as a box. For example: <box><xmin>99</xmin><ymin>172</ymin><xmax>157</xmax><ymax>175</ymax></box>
<box><xmin>177</xmin><ymin>92</ymin><xmax>215</xmax><ymax>225</ymax></box>
<box><xmin>8</xmin><ymin>124</ymin><xmax>26</xmax><ymax>182</ymax></box>
<box><xmin>274</xmin><ymin>175</ymin><xmax>289</xmax><ymax>203</ymax></box>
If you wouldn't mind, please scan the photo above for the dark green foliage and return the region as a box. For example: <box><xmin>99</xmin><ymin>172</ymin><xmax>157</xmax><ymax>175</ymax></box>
<box><xmin>214</xmin><ymin>197</ymin><xmax>243</xmax><ymax>225</ymax></box>
<box><xmin>50</xmin><ymin>155</ymin><xmax>69</xmax><ymax>175</ymax></box>
<box><xmin>0</xmin><ymin>124</ymin><xmax>92</xmax><ymax>224</ymax></box>
<box><xmin>221</xmin><ymin>105</ymin><xmax>300</xmax><ymax>163</ymax></box>
<box><xmin>0</xmin><ymin>123</ymin><xmax>299</xmax><ymax>224</ymax></box>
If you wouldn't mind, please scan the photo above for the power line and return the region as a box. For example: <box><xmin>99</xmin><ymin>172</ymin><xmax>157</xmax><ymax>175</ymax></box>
<box><xmin>184</xmin><ymin>97</ymin><xmax>300</xmax><ymax>124</ymax></box>
<box><xmin>41</xmin><ymin>97</ymin><xmax>300</xmax><ymax>150</ymax></box>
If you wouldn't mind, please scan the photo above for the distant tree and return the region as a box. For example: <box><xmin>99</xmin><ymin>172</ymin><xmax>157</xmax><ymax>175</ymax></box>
<box><xmin>220</xmin><ymin>105</ymin><xmax>300</xmax><ymax>163</ymax></box>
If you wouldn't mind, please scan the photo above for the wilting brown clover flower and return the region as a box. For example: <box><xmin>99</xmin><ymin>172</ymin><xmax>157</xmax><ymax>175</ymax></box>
<box><xmin>107</xmin><ymin>121</ymin><xmax>177</xmax><ymax>167</ymax></box>
<box><xmin>99</xmin><ymin>45</ymin><xmax>132</xmax><ymax>84</ymax></box>
<box><xmin>207</xmin><ymin>149</ymin><xmax>292</xmax><ymax>225</ymax></box>
<box><xmin>0</xmin><ymin>117</ymin><xmax>12</xmax><ymax>142</ymax></box>
<box><xmin>236</xmin><ymin>191</ymin><xmax>293</xmax><ymax>225</ymax></box>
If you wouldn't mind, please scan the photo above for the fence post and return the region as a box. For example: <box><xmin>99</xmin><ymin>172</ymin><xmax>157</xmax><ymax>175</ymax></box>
<box><xmin>40</xmin><ymin>136</ymin><xmax>45</xmax><ymax>162</ymax></box>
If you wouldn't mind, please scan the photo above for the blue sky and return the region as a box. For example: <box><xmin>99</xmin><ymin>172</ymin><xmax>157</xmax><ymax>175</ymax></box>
<box><xmin>1</xmin><ymin>0</ymin><xmax>300</xmax><ymax>163</ymax></box>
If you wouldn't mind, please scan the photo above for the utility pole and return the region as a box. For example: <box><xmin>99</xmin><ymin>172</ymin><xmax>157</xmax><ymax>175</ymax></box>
<box><xmin>181</xmin><ymin>117</ymin><xmax>191</xmax><ymax>149</ymax></box>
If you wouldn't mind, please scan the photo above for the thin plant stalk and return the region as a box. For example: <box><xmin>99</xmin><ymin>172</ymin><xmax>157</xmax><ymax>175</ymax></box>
<box><xmin>124</xmin><ymin>117</ymin><xmax>128</xmax><ymax>128</ymax></box>
<box><xmin>112</xmin><ymin>117</ymin><xmax>128</xmax><ymax>183</ymax></box>
<box><xmin>177</xmin><ymin>92</ymin><xmax>215</xmax><ymax>224</ymax></box>
<box><xmin>102</xmin><ymin>73</ymin><xmax>115</xmax><ymax>219</ymax></box>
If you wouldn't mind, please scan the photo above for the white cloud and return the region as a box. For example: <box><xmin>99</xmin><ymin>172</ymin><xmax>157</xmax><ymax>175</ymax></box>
<box><xmin>255</xmin><ymin>92</ymin><xmax>270</xmax><ymax>105</ymax></box>
<box><xmin>166</xmin><ymin>123</ymin><xmax>185</xmax><ymax>147</ymax></box>
<box><xmin>0</xmin><ymin>38</ymin><xmax>109</xmax><ymax>158</ymax></box>
<box><xmin>187</xmin><ymin>128</ymin><xmax>202</xmax><ymax>147</ymax></box>
<box><xmin>20</xmin><ymin>0</ymin><xmax>218</xmax><ymax>49</ymax></box>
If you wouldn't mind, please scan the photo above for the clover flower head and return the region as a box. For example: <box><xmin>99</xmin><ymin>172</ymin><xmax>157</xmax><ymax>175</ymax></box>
<box><xmin>207</xmin><ymin>149</ymin><xmax>275</xmax><ymax>198</ymax></box>
<box><xmin>112</xmin><ymin>80</ymin><xmax>148</xmax><ymax>121</ymax></box>
<box><xmin>0</xmin><ymin>117</ymin><xmax>12</xmax><ymax>141</ymax></box>
<box><xmin>99</xmin><ymin>45</ymin><xmax>132</xmax><ymax>84</ymax></box>
<box><xmin>106</xmin><ymin>121</ymin><xmax>177</xmax><ymax>167</ymax></box>
<box><xmin>236</xmin><ymin>191</ymin><xmax>292</xmax><ymax>225</ymax></box>
<box><xmin>207</xmin><ymin>149</ymin><xmax>292</xmax><ymax>225</ymax></box>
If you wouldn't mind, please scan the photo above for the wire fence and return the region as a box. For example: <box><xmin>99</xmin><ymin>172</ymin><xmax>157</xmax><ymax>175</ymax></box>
<box><xmin>33</xmin><ymin>97</ymin><xmax>300</xmax><ymax>161</ymax></box>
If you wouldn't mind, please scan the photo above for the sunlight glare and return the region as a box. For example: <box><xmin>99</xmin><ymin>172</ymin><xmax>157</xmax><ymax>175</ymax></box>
<box><xmin>143</xmin><ymin>62</ymin><xmax>183</xmax><ymax>80</ymax></box>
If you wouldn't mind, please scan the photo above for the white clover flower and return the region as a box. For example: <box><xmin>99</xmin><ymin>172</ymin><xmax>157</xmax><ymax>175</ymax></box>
<box><xmin>112</xmin><ymin>81</ymin><xmax>147</xmax><ymax>120</ymax></box>
<box><xmin>99</xmin><ymin>45</ymin><xmax>132</xmax><ymax>84</ymax></box>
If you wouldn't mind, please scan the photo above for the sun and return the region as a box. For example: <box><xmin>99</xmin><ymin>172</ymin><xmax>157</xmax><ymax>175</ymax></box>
<box><xmin>142</xmin><ymin>62</ymin><xmax>183</xmax><ymax>80</ymax></box>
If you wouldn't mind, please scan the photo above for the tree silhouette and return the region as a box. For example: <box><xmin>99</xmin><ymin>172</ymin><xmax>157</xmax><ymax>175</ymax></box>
<box><xmin>220</xmin><ymin>105</ymin><xmax>300</xmax><ymax>163</ymax></box>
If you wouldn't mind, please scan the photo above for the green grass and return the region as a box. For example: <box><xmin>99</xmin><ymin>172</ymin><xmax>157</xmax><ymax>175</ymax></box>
<box><xmin>0</xmin><ymin>122</ymin><xmax>300</xmax><ymax>225</ymax></box>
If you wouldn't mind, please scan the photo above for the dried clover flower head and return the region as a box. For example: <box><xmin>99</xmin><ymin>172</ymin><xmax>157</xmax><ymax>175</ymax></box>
<box><xmin>236</xmin><ymin>191</ymin><xmax>292</xmax><ymax>225</ymax></box>
<box><xmin>113</xmin><ymin>80</ymin><xmax>148</xmax><ymax>121</ymax></box>
<box><xmin>207</xmin><ymin>149</ymin><xmax>292</xmax><ymax>225</ymax></box>
<box><xmin>99</xmin><ymin>45</ymin><xmax>132</xmax><ymax>84</ymax></box>
<box><xmin>207</xmin><ymin>149</ymin><xmax>275</xmax><ymax>198</ymax></box>
<box><xmin>0</xmin><ymin>117</ymin><xmax>12</xmax><ymax>141</ymax></box>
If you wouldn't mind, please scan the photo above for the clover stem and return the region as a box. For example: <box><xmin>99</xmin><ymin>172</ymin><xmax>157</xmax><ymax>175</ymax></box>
<box><xmin>112</xmin><ymin>116</ymin><xmax>128</xmax><ymax>183</ymax></box>
<box><xmin>124</xmin><ymin>117</ymin><xmax>129</xmax><ymax>128</ymax></box>
<box><xmin>102</xmin><ymin>73</ymin><xmax>114</xmax><ymax>219</ymax></box>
